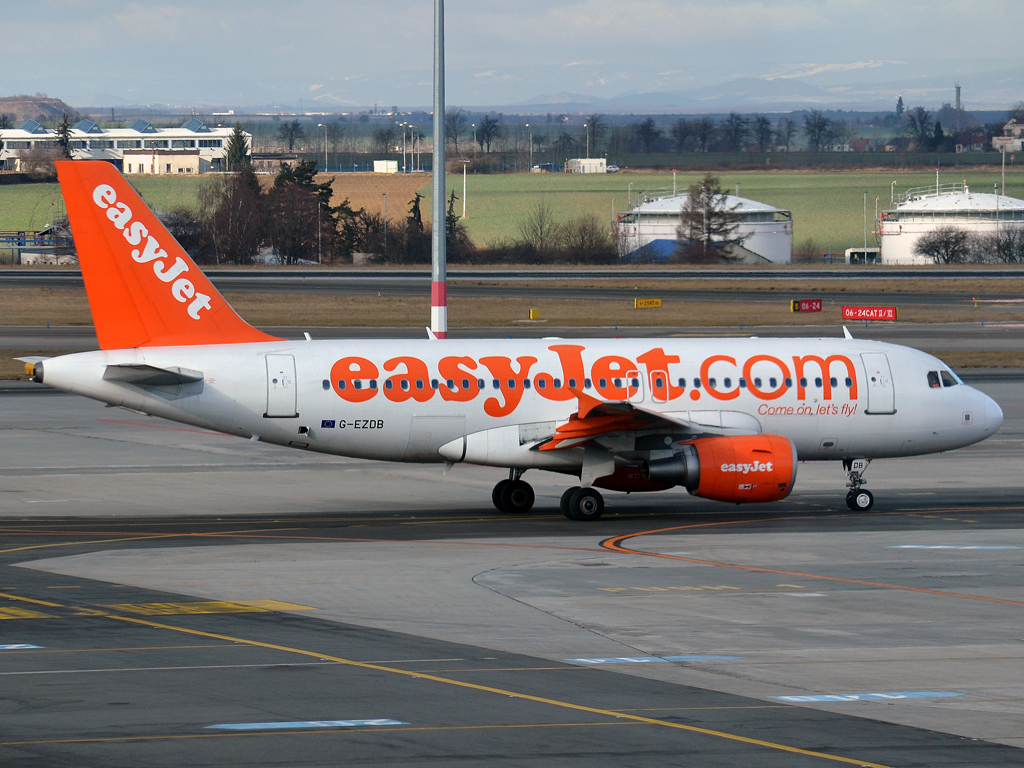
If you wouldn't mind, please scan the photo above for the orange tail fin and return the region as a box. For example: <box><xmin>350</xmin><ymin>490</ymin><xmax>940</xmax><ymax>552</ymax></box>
<box><xmin>56</xmin><ymin>160</ymin><xmax>279</xmax><ymax>349</ymax></box>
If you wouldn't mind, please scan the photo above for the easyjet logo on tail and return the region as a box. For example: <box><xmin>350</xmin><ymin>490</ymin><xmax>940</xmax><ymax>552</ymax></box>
<box><xmin>92</xmin><ymin>184</ymin><xmax>212</xmax><ymax>320</ymax></box>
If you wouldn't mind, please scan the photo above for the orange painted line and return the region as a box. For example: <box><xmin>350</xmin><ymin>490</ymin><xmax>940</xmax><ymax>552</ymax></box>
<box><xmin>600</xmin><ymin>522</ymin><xmax>1024</xmax><ymax>608</ymax></box>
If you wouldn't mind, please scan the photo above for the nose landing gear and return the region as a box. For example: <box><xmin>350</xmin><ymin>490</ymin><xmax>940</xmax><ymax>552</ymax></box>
<box><xmin>844</xmin><ymin>458</ymin><xmax>874</xmax><ymax>510</ymax></box>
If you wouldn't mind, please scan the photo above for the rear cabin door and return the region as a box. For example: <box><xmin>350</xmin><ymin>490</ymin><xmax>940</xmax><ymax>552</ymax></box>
<box><xmin>861</xmin><ymin>352</ymin><xmax>895</xmax><ymax>414</ymax></box>
<box><xmin>265</xmin><ymin>354</ymin><xmax>298</xmax><ymax>418</ymax></box>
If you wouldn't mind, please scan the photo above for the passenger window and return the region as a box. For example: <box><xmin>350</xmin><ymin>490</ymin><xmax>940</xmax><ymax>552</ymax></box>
<box><xmin>446</xmin><ymin>379</ymin><xmax>455</xmax><ymax>389</ymax></box>
<box><xmin>693</xmin><ymin>378</ymin><xmax>701</xmax><ymax>389</ymax></box>
<box><xmin>322</xmin><ymin>380</ymin><xmax>330</xmax><ymax>390</ymax></box>
<box><xmin>844</xmin><ymin>377</ymin><xmax>852</xmax><ymax>387</ymax></box>
<box><xmin>553</xmin><ymin>378</ymin><xmax>562</xmax><ymax>389</ymax></box>
<box><xmin>337</xmin><ymin>380</ymin><xmax>347</xmax><ymax>390</ymax></box>
<box><xmin>630</xmin><ymin>378</ymin><xmax>639</xmax><ymax>388</ymax></box>
<box><xmin>676</xmin><ymin>378</ymin><xmax>685</xmax><ymax>388</ymax></box>
<box><xmin>568</xmin><ymin>378</ymin><xmax>577</xmax><ymax>388</ymax></box>
<box><xmin>415</xmin><ymin>379</ymin><xmax>424</xmax><ymax>390</ymax></box>
<box><xmin>769</xmin><ymin>377</ymin><xmax>777</xmax><ymax>388</ymax></box>
<box><xmin>927</xmin><ymin>371</ymin><xmax>941</xmax><ymax>389</ymax></box>
<box><xmin>584</xmin><ymin>378</ymin><xmax>592</xmax><ymax>389</ymax></box>
<box><xmin>814</xmin><ymin>377</ymin><xmax>822</xmax><ymax>388</ymax></box>
<box><xmin>430</xmin><ymin>379</ymin><xmax>439</xmax><ymax>390</ymax></box>
<box><xmin>537</xmin><ymin>378</ymin><xmax>547</xmax><ymax>389</ymax></box>
<box><xmin>507</xmin><ymin>379</ymin><xmax>516</xmax><ymax>389</ymax></box>
<box><xmin>370</xmin><ymin>380</ymin><xmax>377</xmax><ymax>390</ymax></box>
<box><xmin>385</xmin><ymin>380</ymin><xmax>394</xmax><ymax>390</ymax></box>
<box><xmin>785</xmin><ymin>378</ymin><xmax>793</xmax><ymax>387</ymax></box>
<box><xmin>708</xmin><ymin>378</ymin><xmax>716</xmax><ymax>388</ymax></box>
<box><xmin>599</xmin><ymin>378</ymin><xmax>608</xmax><ymax>388</ymax></box>
<box><xmin>739</xmin><ymin>378</ymin><xmax>747</xmax><ymax>388</ymax></box>
<box><xmin>353</xmin><ymin>380</ymin><xmax>362</xmax><ymax>390</ymax></box>
<box><xmin>830</xmin><ymin>377</ymin><xmax>837</xmax><ymax>387</ymax></box>
<box><xmin>523</xmin><ymin>379</ymin><xmax>531</xmax><ymax>389</ymax></box>
<box><xmin>940</xmin><ymin>371</ymin><xmax>958</xmax><ymax>387</ymax></box>
<box><xmin>401</xmin><ymin>380</ymin><xmax>410</xmax><ymax>391</ymax></box>
<box><xmin>493</xmin><ymin>379</ymin><xmax>500</xmax><ymax>389</ymax></box>
<box><xmin>477</xmin><ymin>379</ymin><xmax>486</xmax><ymax>389</ymax></box>
<box><xmin>723</xmin><ymin>378</ymin><xmax>732</xmax><ymax>388</ymax></box>
<box><xmin>799</xmin><ymin>377</ymin><xmax>807</xmax><ymax>387</ymax></box>
<box><xmin>461</xmin><ymin>378</ymin><xmax>469</xmax><ymax>389</ymax></box>
<box><xmin>611</xmin><ymin>378</ymin><xmax>620</xmax><ymax>388</ymax></box>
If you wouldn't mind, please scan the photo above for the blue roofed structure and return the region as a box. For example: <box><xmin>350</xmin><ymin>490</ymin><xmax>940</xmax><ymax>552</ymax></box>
<box><xmin>127</xmin><ymin>119</ymin><xmax>157</xmax><ymax>133</ymax></box>
<box><xmin>73</xmin><ymin>119</ymin><xmax>104</xmax><ymax>134</ymax></box>
<box><xmin>181</xmin><ymin>118</ymin><xmax>211</xmax><ymax>133</ymax></box>
<box><xmin>18</xmin><ymin>120</ymin><xmax>48</xmax><ymax>134</ymax></box>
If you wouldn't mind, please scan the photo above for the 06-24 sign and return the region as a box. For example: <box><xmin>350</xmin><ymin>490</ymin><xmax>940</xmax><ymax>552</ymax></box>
<box><xmin>843</xmin><ymin>306</ymin><xmax>898</xmax><ymax>321</ymax></box>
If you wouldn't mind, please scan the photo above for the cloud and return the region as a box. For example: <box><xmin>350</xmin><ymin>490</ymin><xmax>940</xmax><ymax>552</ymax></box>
<box><xmin>759</xmin><ymin>60</ymin><xmax>903</xmax><ymax>81</ymax></box>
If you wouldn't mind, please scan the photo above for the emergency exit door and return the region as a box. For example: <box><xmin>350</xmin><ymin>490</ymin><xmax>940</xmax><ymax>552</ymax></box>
<box><xmin>265</xmin><ymin>354</ymin><xmax>298</xmax><ymax>418</ymax></box>
<box><xmin>861</xmin><ymin>352</ymin><xmax>895</xmax><ymax>414</ymax></box>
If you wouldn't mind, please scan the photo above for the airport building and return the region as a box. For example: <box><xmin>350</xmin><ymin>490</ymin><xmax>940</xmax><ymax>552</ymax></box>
<box><xmin>879</xmin><ymin>183</ymin><xmax>1024</xmax><ymax>264</ymax></box>
<box><xmin>0</xmin><ymin>118</ymin><xmax>247</xmax><ymax>172</ymax></box>
<box><xmin>617</xmin><ymin>192</ymin><xmax>793</xmax><ymax>263</ymax></box>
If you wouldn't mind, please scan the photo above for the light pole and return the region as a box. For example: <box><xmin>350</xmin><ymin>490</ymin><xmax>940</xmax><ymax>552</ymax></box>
<box><xmin>584</xmin><ymin>123</ymin><xmax>589</xmax><ymax>158</ymax></box>
<box><xmin>627</xmin><ymin>181</ymin><xmax>634</xmax><ymax>207</ymax></box>
<box><xmin>461</xmin><ymin>160</ymin><xmax>469</xmax><ymax>218</ymax></box>
<box><xmin>382</xmin><ymin>193</ymin><xmax>387</xmax><ymax>256</ymax></box>
<box><xmin>317</xmin><ymin>123</ymin><xmax>327</xmax><ymax>172</ymax></box>
<box><xmin>400</xmin><ymin>122</ymin><xmax>407</xmax><ymax>173</ymax></box>
<box><xmin>526</xmin><ymin>123</ymin><xmax>532</xmax><ymax>169</ymax></box>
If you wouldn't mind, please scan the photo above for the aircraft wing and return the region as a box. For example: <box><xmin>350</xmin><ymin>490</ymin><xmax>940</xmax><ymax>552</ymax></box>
<box><xmin>535</xmin><ymin>389</ymin><xmax>760</xmax><ymax>452</ymax></box>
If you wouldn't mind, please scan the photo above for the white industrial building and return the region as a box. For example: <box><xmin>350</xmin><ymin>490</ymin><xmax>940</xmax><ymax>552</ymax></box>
<box><xmin>617</xmin><ymin>193</ymin><xmax>793</xmax><ymax>263</ymax></box>
<box><xmin>0</xmin><ymin>118</ymin><xmax>246</xmax><ymax>172</ymax></box>
<box><xmin>879</xmin><ymin>184</ymin><xmax>1024</xmax><ymax>264</ymax></box>
<box><xmin>567</xmin><ymin>158</ymin><xmax>607</xmax><ymax>174</ymax></box>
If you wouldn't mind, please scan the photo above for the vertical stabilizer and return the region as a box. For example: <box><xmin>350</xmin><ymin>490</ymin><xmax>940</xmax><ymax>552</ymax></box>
<box><xmin>56</xmin><ymin>160</ymin><xmax>279</xmax><ymax>349</ymax></box>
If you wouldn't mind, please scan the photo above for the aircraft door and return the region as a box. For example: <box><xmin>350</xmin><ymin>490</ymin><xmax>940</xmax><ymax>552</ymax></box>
<box><xmin>861</xmin><ymin>352</ymin><xmax>895</xmax><ymax>414</ymax></box>
<box><xmin>265</xmin><ymin>354</ymin><xmax>298</xmax><ymax>418</ymax></box>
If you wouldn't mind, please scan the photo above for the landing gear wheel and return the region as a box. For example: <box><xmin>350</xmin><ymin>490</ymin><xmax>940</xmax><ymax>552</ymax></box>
<box><xmin>492</xmin><ymin>479</ymin><xmax>511</xmax><ymax>512</ymax></box>
<box><xmin>846</xmin><ymin>489</ymin><xmax>874</xmax><ymax>511</ymax></box>
<box><xmin>568</xmin><ymin>487</ymin><xmax>605</xmax><ymax>521</ymax></box>
<box><xmin>500</xmin><ymin>480</ymin><xmax>535</xmax><ymax>513</ymax></box>
<box><xmin>560</xmin><ymin>487</ymin><xmax>579</xmax><ymax>519</ymax></box>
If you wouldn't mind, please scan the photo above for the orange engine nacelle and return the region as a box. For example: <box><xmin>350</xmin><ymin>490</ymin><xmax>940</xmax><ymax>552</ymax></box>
<box><xmin>643</xmin><ymin>434</ymin><xmax>797</xmax><ymax>504</ymax></box>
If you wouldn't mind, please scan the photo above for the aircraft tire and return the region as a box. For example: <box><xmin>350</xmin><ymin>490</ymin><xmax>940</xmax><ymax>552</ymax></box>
<box><xmin>568</xmin><ymin>487</ymin><xmax>604</xmax><ymax>521</ymax></box>
<box><xmin>846</xmin><ymin>489</ymin><xmax>874</xmax><ymax>511</ymax></box>
<box><xmin>560</xmin><ymin>487</ymin><xmax>578</xmax><ymax>519</ymax></box>
<box><xmin>500</xmin><ymin>480</ymin><xmax>535</xmax><ymax>513</ymax></box>
<box><xmin>492</xmin><ymin>480</ymin><xmax>511</xmax><ymax>512</ymax></box>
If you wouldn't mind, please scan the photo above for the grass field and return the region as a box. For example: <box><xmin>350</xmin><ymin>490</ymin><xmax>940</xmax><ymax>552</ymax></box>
<box><xmin>426</xmin><ymin>167</ymin><xmax>1024</xmax><ymax>254</ymax></box>
<box><xmin>2</xmin><ymin>166</ymin><xmax>1021</xmax><ymax>257</ymax></box>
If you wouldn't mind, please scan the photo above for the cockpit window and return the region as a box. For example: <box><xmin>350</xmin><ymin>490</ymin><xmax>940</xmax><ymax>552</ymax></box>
<box><xmin>940</xmin><ymin>370</ymin><xmax>958</xmax><ymax>387</ymax></box>
<box><xmin>927</xmin><ymin>371</ymin><xmax>941</xmax><ymax>389</ymax></box>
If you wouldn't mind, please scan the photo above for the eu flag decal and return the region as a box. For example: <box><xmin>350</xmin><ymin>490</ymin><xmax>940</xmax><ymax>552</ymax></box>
<box><xmin>321</xmin><ymin>420</ymin><xmax>336</xmax><ymax>428</ymax></box>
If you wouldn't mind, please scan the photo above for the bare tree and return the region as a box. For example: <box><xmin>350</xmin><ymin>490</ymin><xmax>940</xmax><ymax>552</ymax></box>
<box><xmin>721</xmin><ymin>112</ymin><xmax>748</xmax><ymax>151</ymax></box>
<box><xmin>670</xmin><ymin>118</ymin><xmax>693</xmax><ymax>152</ymax></box>
<box><xmin>803</xmin><ymin>110</ymin><xmax>832</xmax><ymax>152</ymax></box>
<box><xmin>906</xmin><ymin>106</ymin><xmax>933</xmax><ymax>150</ymax></box>
<box><xmin>830</xmin><ymin>118</ymin><xmax>853</xmax><ymax>150</ymax></box>
<box><xmin>444</xmin><ymin>107</ymin><xmax>467</xmax><ymax>154</ymax></box>
<box><xmin>632</xmin><ymin>117</ymin><xmax>660</xmax><ymax>153</ymax></box>
<box><xmin>277</xmin><ymin>120</ymin><xmax>305</xmax><ymax>151</ymax></box>
<box><xmin>372</xmin><ymin>126</ymin><xmax>396</xmax><ymax>156</ymax></box>
<box><xmin>585</xmin><ymin>114</ymin><xmax>605</xmax><ymax>155</ymax></box>
<box><xmin>693</xmin><ymin>117</ymin><xmax>716</xmax><ymax>152</ymax></box>
<box><xmin>775</xmin><ymin>117</ymin><xmax>796</xmax><ymax>150</ymax></box>
<box><xmin>477</xmin><ymin>114</ymin><xmax>501</xmax><ymax>153</ymax></box>
<box><xmin>517</xmin><ymin>202</ymin><xmax>562</xmax><ymax>253</ymax></box>
<box><xmin>752</xmin><ymin>114</ymin><xmax>773</xmax><ymax>151</ymax></box>
<box><xmin>913</xmin><ymin>225</ymin><xmax>970</xmax><ymax>264</ymax></box>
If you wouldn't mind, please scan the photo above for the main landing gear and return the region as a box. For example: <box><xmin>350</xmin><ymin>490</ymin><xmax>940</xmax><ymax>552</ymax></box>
<box><xmin>560</xmin><ymin>486</ymin><xmax>605</xmax><ymax>522</ymax></box>
<box><xmin>844</xmin><ymin>458</ymin><xmax>874</xmax><ymax>511</ymax></box>
<box><xmin>492</xmin><ymin>469</ymin><xmax>535</xmax><ymax>514</ymax></box>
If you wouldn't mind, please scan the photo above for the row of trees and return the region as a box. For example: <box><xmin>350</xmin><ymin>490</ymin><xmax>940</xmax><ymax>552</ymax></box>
<box><xmin>913</xmin><ymin>227</ymin><xmax>1024</xmax><ymax>264</ymax></box>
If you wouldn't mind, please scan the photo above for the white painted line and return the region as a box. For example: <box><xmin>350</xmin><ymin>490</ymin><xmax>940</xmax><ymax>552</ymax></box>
<box><xmin>889</xmin><ymin>545</ymin><xmax>1020</xmax><ymax>550</ymax></box>
<box><xmin>566</xmin><ymin>655</ymin><xmax>740</xmax><ymax>665</ymax></box>
<box><xmin>783</xmin><ymin>593</ymin><xmax>826</xmax><ymax>597</ymax></box>
<box><xmin>775</xmin><ymin>692</ymin><xmax>961</xmax><ymax>703</ymax></box>
<box><xmin>0</xmin><ymin>644</ymin><xmax>43</xmax><ymax>651</ymax></box>
<box><xmin>207</xmin><ymin>719</ymin><xmax>407</xmax><ymax>731</ymax></box>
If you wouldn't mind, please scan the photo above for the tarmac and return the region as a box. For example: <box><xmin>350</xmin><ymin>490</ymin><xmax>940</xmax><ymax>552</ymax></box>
<box><xmin>0</xmin><ymin>374</ymin><xmax>1022</xmax><ymax>766</ymax></box>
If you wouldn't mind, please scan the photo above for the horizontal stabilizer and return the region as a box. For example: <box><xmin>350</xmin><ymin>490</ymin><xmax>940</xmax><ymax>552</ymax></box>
<box><xmin>103</xmin><ymin>364</ymin><xmax>204</xmax><ymax>387</ymax></box>
<box><xmin>14</xmin><ymin>356</ymin><xmax>51</xmax><ymax>364</ymax></box>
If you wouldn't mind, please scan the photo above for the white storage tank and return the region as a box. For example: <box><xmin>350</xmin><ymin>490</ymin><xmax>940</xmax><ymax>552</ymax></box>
<box><xmin>617</xmin><ymin>193</ymin><xmax>793</xmax><ymax>263</ymax></box>
<box><xmin>880</xmin><ymin>184</ymin><xmax>1024</xmax><ymax>264</ymax></box>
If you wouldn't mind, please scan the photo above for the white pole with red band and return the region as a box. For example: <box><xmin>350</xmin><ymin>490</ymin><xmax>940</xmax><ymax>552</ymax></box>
<box><xmin>431</xmin><ymin>0</ymin><xmax>448</xmax><ymax>338</ymax></box>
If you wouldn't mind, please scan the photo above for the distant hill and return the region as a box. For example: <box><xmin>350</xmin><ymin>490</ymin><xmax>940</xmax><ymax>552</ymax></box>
<box><xmin>0</xmin><ymin>94</ymin><xmax>78</xmax><ymax>123</ymax></box>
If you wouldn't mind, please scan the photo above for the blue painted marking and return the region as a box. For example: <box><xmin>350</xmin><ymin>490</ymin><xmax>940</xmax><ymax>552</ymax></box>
<box><xmin>889</xmin><ymin>545</ymin><xmax>1019</xmax><ymax>550</ymax></box>
<box><xmin>0</xmin><ymin>644</ymin><xmax>43</xmax><ymax>651</ymax></box>
<box><xmin>320</xmin><ymin>420</ymin><xmax>336</xmax><ymax>429</ymax></box>
<box><xmin>775</xmin><ymin>692</ymin><xmax>961</xmax><ymax>703</ymax></box>
<box><xmin>206</xmin><ymin>719</ymin><xmax>406</xmax><ymax>731</ymax></box>
<box><xmin>566</xmin><ymin>655</ymin><xmax>739</xmax><ymax>665</ymax></box>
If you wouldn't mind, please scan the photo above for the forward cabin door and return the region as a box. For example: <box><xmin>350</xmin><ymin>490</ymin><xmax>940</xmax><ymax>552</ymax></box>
<box><xmin>861</xmin><ymin>353</ymin><xmax>895</xmax><ymax>414</ymax></box>
<box><xmin>265</xmin><ymin>354</ymin><xmax>298</xmax><ymax>418</ymax></box>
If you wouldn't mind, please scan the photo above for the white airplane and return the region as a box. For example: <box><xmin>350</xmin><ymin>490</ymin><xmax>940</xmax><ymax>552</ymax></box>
<box><xmin>23</xmin><ymin>161</ymin><xmax>1004</xmax><ymax>520</ymax></box>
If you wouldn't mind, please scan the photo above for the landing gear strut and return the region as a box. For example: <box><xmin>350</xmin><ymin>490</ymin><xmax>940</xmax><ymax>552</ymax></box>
<box><xmin>492</xmin><ymin>469</ymin><xmax>535</xmax><ymax>514</ymax></box>
<box><xmin>844</xmin><ymin>458</ymin><xmax>874</xmax><ymax>511</ymax></box>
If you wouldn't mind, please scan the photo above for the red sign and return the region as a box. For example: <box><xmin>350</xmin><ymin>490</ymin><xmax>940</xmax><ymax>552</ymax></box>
<box><xmin>791</xmin><ymin>299</ymin><xmax>822</xmax><ymax>313</ymax></box>
<box><xmin>842</xmin><ymin>306</ymin><xmax>898</xmax><ymax>321</ymax></box>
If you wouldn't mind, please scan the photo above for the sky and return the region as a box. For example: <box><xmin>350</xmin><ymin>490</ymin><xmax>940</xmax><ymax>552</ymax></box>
<box><xmin>5</xmin><ymin>0</ymin><xmax>1022</xmax><ymax>112</ymax></box>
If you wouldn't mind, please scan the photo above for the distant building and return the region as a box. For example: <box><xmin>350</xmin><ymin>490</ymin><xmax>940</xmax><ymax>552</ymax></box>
<box><xmin>992</xmin><ymin>119</ymin><xmax>1023</xmax><ymax>152</ymax></box>
<box><xmin>848</xmin><ymin>138</ymin><xmax>872</xmax><ymax>152</ymax></box>
<box><xmin>567</xmin><ymin>158</ymin><xmax>607</xmax><ymax>174</ymax></box>
<box><xmin>617</xmin><ymin>192</ymin><xmax>793</xmax><ymax>263</ymax></box>
<box><xmin>0</xmin><ymin>118</ymin><xmax>246</xmax><ymax>171</ymax></box>
<box><xmin>122</xmin><ymin>149</ymin><xmax>212</xmax><ymax>175</ymax></box>
<box><xmin>880</xmin><ymin>183</ymin><xmax>1024</xmax><ymax>264</ymax></box>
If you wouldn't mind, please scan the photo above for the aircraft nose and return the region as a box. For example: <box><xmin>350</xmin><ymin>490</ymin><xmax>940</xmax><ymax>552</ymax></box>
<box><xmin>984</xmin><ymin>394</ymin><xmax>1004</xmax><ymax>433</ymax></box>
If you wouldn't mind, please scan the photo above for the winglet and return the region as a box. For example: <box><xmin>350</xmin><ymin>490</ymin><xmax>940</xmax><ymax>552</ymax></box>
<box><xmin>842</xmin><ymin>325</ymin><xmax>853</xmax><ymax>340</ymax></box>
<box><xmin>56</xmin><ymin>160</ymin><xmax>280</xmax><ymax>350</ymax></box>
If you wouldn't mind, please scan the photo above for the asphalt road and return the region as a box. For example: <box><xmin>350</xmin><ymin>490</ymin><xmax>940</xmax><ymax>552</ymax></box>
<box><xmin>0</xmin><ymin>378</ymin><xmax>1023</xmax><ymax>765</ymax></box>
